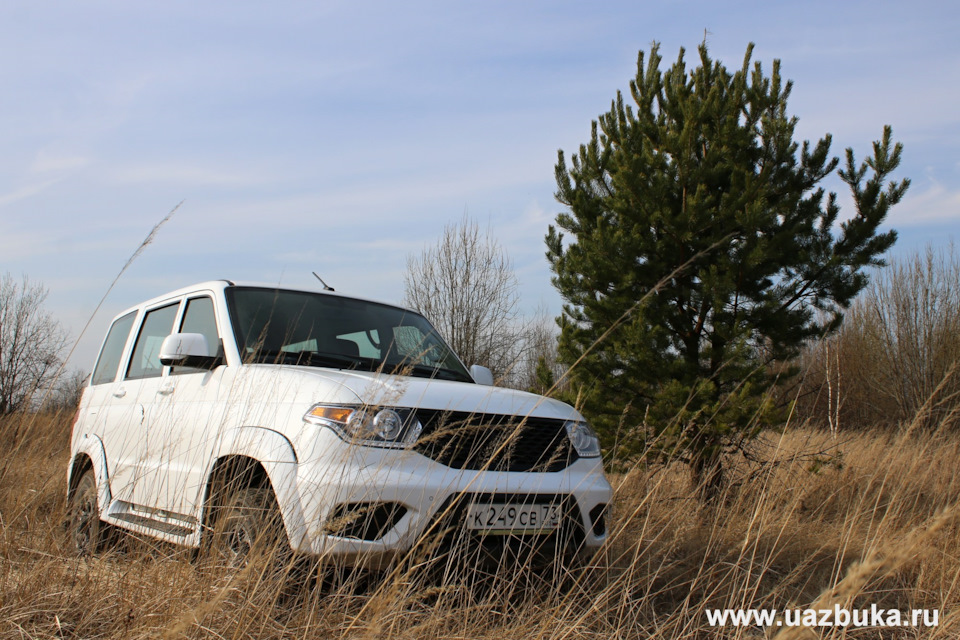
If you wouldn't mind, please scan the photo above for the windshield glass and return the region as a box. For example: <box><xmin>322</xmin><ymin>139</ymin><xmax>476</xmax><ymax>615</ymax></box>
<box><xmin>225</xmin><ymin>287</ymin><xmax>473</xmax><ymax>383</ymax></box>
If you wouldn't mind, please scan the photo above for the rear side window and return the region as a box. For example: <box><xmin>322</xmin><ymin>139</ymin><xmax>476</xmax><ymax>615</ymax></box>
<box><xmin>90</xmin><ymin>312</ymin><xmax>137</xmax><ymax>385</ymax></box>
<box><xmin>126</xmin><ymin>303</ymin><xmax>179</xmax><ymax>380</ymax></box>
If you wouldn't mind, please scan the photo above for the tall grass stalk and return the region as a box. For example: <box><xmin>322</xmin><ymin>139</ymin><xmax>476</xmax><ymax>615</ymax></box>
<box><xmin>3</xmin><ymin>408</ymin><xmax>960</xmax><ymax>638</ymax></box>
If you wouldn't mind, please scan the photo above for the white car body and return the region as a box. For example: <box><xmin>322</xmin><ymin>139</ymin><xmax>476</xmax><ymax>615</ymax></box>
<box><xmin>68</xmin><ymin>280</ymin><xmax>612</xmax><ymax>567</ymax></box>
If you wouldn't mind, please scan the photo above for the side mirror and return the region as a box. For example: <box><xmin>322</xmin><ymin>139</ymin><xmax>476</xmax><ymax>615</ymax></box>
<box><xmin>159</xmin><ymin>333</ymin><xmax>220</xmax><ymax>369</ymax></box>
<box><xmin>469</xmin><ymin>364</ymin><xmax>494</xmax><ymax>386</ymax></box>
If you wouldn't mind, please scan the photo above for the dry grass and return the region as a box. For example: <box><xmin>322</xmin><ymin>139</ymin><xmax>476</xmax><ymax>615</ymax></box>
<box><xmin>1</xmin><ymin>411</ymin><xmax>959</xmax><ymax>639</ymax></box>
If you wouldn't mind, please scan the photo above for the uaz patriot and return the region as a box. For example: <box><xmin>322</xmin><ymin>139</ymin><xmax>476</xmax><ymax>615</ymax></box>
<box><xmin>67</xmin><ymin>281</ymin><xmax>612</xmax><ymax>571</ymax></box>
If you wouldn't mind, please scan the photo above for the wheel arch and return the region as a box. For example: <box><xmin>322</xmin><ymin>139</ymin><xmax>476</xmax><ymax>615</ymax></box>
<box><xmin>200</xmin><ymin>427</ymin><xmax>306</xmax><ymax>550</ymax></box>
<box><xmin>67</xmin><ymin>455</ymin><xmax>94</xmax><ymax>502</ymax></box>
<box><xmin>67</xmin><ymin>434</ymin><xmax>111</xmax><ymax>511</ymax></box>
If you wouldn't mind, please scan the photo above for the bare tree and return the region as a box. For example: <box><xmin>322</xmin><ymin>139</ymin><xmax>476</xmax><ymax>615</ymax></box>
<box><xmin>511</xmin><ymin>310</ymin><xmax>566</xmax><ymax>394</ymax></box>
<box><xmin>404</xmin><ymin>216</ymin><xmax>530</xmax><ymax>383</ymax></box>
<box><xmin>49</xmin><ymin>368</ymin><xmax>89</xmax><ymax>412</ymax></box>
<box><xmin>0</xmin><ymin>274</ymin><xmax>68</xmax><ymax>414</ymax></box>
<box><xmin>794</xmin><ymin>244</ymin><xmax>960</xmax><ymax>430</ymax></box>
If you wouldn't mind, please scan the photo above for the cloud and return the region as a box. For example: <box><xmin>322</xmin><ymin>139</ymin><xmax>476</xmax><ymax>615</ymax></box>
<box><xmin>889</xmin><ymin>178</ymin><xmax>960</xmax><ymax>226</ymax></box>
<box><xmin>0</xmin><ymin>179</ymin><xmax>60</xmax><ymax>208</ymax></box>
<box><xmin>29</xmin><ymin>151</ymin><xmax>91</xmax><ymax>174</ymax></box>
<box><xmin>106</xmin><ymin>162</ymin><xmax>273</xmax><ymax>187</ymax></box>
<box><xmin>0</xmin><ymin>228</ymin><xmax>50</xmax><ymax>261</ymax></box>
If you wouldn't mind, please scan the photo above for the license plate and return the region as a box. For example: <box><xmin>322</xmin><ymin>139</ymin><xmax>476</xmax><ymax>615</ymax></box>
<box><xmin>466</xmin><ymin>502</ymin><xmax>561</xmax><ymax>534</ymax></box>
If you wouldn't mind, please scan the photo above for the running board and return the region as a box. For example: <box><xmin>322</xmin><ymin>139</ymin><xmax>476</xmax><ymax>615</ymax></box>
<box><xmin>108</xmin><ymin>501</ymin><xmax>197</xmax><ymax>537</ymax></box>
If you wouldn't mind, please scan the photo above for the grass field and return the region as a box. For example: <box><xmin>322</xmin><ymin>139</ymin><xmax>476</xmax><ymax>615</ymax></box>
<box><xmin>1</xmin><ymin>410</ymin><xmax>958</xmax><ymax>639</ymax></box>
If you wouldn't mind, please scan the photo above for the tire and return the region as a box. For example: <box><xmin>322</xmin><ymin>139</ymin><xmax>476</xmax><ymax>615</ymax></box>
<box><xmin>69</xmin><ymin>470</ymin><xmax>105</xmax><ymax>556</ymax></box>
<box><xmin>206</xmin><ymin>487</ymin><xmax>290</xmax><ymax>573</ymax></box>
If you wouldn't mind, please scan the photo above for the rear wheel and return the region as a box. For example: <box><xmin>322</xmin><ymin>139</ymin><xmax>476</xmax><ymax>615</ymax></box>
<box><xmin>69</xmin><ymin>470</ymin><xmax>105</xmax><ymax>556</ymax></box>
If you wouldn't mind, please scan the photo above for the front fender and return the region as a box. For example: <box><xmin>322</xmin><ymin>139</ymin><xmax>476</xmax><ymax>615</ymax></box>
<box><xmin>209</xmin><ymin>426</ymin><xmax>307</xmax><ymax>550</ymax></box>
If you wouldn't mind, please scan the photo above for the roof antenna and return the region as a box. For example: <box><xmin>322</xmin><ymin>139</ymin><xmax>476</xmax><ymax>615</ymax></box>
<box><xmin>312</xmin><ymin>272</ymin><xmax>335</xmax><ymax>292</ymax></box>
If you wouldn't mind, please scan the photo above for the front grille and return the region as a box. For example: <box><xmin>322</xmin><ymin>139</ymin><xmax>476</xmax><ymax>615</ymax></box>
<box><xmin>412</xmin><ymin>410</ymin><xmax>578</xmax><ymax>472</ymax></box>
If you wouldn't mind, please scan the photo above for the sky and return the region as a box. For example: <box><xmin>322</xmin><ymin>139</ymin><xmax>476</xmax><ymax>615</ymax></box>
<box><xmin>1</xmin><ymin>0</ymin><xmax>958</xmax><ymax>371</ymax></box>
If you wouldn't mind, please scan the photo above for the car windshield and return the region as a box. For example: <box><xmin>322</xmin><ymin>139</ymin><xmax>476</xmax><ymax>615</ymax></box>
<box><xmin>225</xmin><ymin>287</ymin><xmax>473</xmax><ymax>383</ymax></box>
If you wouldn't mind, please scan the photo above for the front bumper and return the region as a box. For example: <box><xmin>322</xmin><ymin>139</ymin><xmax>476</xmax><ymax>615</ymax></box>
<box><xmin>292</xmin><ymin>430</ymin><xmax>612</xmax><ymax>568</ymax></box>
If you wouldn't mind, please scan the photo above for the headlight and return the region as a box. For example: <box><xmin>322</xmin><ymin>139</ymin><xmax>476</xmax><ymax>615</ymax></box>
<box><xmin>303</xmin><ymin>404</ymin><xmax>422</xmax><ymax>448</ymax></box>
<box><xmin>564</xmin><ymin>420</ymin><xmax>602</xmax><ymax>458</ymax></box>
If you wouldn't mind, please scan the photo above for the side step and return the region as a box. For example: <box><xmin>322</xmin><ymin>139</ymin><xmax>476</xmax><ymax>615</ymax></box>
<box><xmin>108</xmin><ymin>501</ymin><xmax>197</xmax><ymax>537</ymax></box>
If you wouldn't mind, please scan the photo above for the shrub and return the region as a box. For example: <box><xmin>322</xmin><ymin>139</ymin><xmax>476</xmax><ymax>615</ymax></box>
<box><xmin>795</xmin><ymin>243</ymin><xmax>960</xmax><ymax>431</ymax></box>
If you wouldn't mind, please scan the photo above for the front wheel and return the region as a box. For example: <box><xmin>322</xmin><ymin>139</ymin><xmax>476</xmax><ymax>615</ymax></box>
<box><xmin>68</xmin><ymin>470</ymin><xmax>105</xmax><ymax>556</ymax></box>
<box><xmin>206</xmin><ymin>487</ymin><xmax>290</xmax><ymax>573</ymax></box>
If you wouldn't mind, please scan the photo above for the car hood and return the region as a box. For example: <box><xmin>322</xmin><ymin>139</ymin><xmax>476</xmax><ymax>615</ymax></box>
<box><xmin>280</xmin><ymin>366</ymin><xmax>581</xmax><ymax>421</ymax></box>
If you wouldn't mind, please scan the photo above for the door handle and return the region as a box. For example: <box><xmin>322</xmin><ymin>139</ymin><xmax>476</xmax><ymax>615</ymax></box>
<box><xmin>112</xmin><ymin>388</ymin><xmax>126</xmax><ymax>398</ymax></box>
<box><xmin>158</xmin><ymin>385</ymin><xmax>175</xmax><ymax>396</ymax></box>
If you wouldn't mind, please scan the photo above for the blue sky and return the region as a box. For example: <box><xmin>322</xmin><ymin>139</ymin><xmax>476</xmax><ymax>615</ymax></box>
<box><xmin>1</xmin><ymin>0</ymin><xmax>958</xmax><ymax>370</ymax></box>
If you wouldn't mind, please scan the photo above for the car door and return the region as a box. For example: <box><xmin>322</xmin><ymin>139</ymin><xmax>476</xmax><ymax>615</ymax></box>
<box><xmin>83</xmin><ymin>310</ymin><xmax>139</xmax><ymax>501</ymax></box>
<box><xmin>120</xmin><ymin>301</ymin><xmax>181</xmax><ymax>509</ymax></box>
<box><xmin>141</xmin><ymin>294</ymin><xmax>229</xmax><ymax>519</ymax></box>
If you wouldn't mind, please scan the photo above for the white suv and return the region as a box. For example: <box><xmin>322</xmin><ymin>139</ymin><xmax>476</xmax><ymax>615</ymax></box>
<box><xmin>67</xmin><ymin>281</ymin><xmax>611</xmax><ymax>570</ymax></box>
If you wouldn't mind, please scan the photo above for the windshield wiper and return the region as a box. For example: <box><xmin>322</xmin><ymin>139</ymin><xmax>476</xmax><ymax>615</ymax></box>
<box><xmin>249</xmin><ymin>349</ymin><xmax>471</xmax><ymax>381</ymax></box>
<box><xmin>250</xmin><ymin>349</ymin><xmax>369</xmax><ymax>370</ymax></box>
<box><xmin>389</xmin><ymin>362</ymin><xmax>473</xmax><ymax>383</ymax></box>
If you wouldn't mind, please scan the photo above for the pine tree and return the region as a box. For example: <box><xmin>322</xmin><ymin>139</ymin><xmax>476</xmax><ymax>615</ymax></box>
<box><xmin>546</xmin><ymin>42</ymin><xmax>909</xmax><ymax>499</ymax></box>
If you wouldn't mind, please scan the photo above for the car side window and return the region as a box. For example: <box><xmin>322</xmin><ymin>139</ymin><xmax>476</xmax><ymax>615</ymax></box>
<box><xmin>90</xmin><ymin>311</ymin><xmax>137</xmax><ymax>385</ymax></box>
<box><xmin>172</xmin><ymin>296</ymin><xmax>222</xmax><ymax>375</ymax></box>
<box><xmin>126</xmin><ymin>303</ymin><xmax>179</xmax><ymax>380</ymax></box>
<box><xmin>392</xmin><ymin>326</ymin><xmax>440</xmax><ymax>364</ymax></box>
